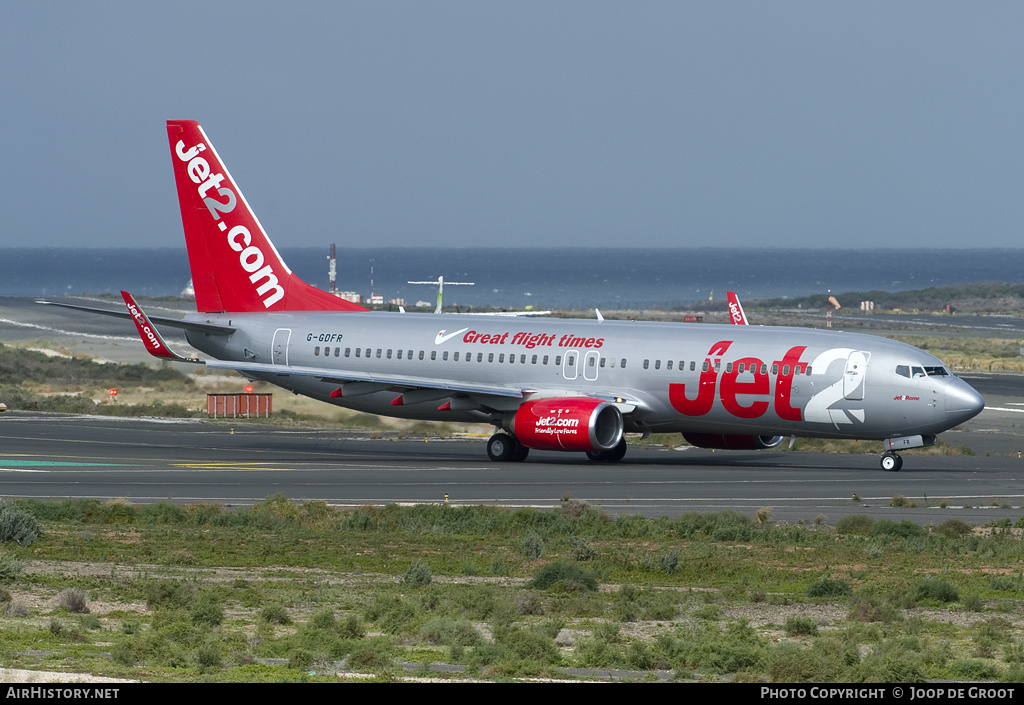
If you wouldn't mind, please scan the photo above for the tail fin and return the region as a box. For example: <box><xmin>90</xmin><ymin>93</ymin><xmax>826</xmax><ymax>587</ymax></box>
<box><xmin>166</xmin><ymin>120</ymin><xmax>367</xmax><ymax>313</ymax></box>
<box><xmin>726</xmin><ymin>291</ymin><xmax>748</xmax><ymax>325</ymax></box>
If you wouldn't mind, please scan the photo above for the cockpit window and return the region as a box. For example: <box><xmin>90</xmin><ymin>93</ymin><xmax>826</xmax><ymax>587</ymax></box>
<box><xmin>897</xmin><ymin>363</ymin><xmax>950</xmax><ymax>378</ymax></box>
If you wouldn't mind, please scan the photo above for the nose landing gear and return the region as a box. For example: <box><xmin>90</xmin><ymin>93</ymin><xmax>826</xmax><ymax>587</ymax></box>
<box><xmin>880</xmin><ymin>452</ymin><xmax>903</xmax><ymax>472</ymax></box>
<box><xmin>880</xmin><ymin>435</ymin><xmax>935</xmax><ymax>471</ymax></box>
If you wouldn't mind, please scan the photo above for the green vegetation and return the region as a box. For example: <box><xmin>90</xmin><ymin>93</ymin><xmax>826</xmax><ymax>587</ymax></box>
<box><xmin>750</xmin><ymin>281</ymin><xmax>1024</xmax><ymax>314</ymax></box>
<box><xmin>0</xmin><ymin>344</ymin><xmax>201</xmax><ymax>417</ymax></box>
<box><xmin>4</xmin><ymin>497</ymin><xmax>1024</xmax><ymax>682</ymax></box>
<box><xmin>889</xmin><ymin>335</ymin><xmax>1024</xmax><ymax>373</ymax></box>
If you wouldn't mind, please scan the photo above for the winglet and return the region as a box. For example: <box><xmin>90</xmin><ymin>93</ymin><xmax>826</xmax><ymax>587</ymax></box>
<box><xmin>121</xmin><ymin>291</ymin><xmax>201</xmax><ymax>362</ymax></box>
<box><xmin>726</xmin><ymin>291</ymin><xmax>749</xmax><ymax>325</ymax></box>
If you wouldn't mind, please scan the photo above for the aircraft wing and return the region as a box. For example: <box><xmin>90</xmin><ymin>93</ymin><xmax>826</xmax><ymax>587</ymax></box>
<box><xmin>207</xmin><ymin>359</ymin><xmax>649</xmax><ymax>417</ymax></box>
<box><xmin>99</xmin><ymin>293</ymin><xmax>649</xmax><ymax>412</ymax></box>
<box><xmin>110</xmin><ymin>292</ymin><xmax>524</xmax><ymax>399</ymax></box>
<box><xmin>463</xmin><ymin>310</ymin><xmax>552</xmax><ymax>317</ymax></box>
<box><xmin>203</xmin><ymin>358</ymin><xmax>526</xmax><ymax>399</ymax></box>
<box><xmin>36</xmin><ymin>299</ymin><xmax>235</xmax><ymax>335</ymax></box>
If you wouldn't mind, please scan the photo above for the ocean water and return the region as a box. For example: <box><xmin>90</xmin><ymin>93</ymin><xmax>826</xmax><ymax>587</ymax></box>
<box><xmin>4</xmin><ymin>247</ymin><xmax>1024</xmax><ymax>310</ymax></box>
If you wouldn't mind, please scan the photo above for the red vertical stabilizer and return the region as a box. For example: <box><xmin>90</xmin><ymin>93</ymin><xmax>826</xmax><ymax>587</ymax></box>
<box><xmin>166</xmin><ymin>120</ymin><xmax>368</xmax><ymax>314</ymax></box>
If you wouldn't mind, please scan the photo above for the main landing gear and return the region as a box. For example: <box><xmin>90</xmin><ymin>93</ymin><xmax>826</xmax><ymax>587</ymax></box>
<box><xmin>880</xmin><ymin>452</ymin><xmax>903</xmax><ymax>472</ymax></box>
<box><xmin>586</xmin><ymin>438</ymin><xmax>627</xmax><ymax>463</ymax></box>
<box><xmin>485</xmin><ymin>433</ymin><xmax>628</xmax><ymax>463</ymax></box>
<box><xmin>487</xmin><ymin>433</ymin><xmax>529</xmax><ymax>462</ymax></box>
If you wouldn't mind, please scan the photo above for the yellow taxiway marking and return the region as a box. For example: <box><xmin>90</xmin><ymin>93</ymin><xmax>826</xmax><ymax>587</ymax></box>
<box><xmin>171</xmin><ymin>462</ymin><xmax>292</xmax><ymax>470</ymax></box>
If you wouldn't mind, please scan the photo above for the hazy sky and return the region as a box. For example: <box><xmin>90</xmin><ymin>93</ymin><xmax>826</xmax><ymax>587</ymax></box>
<box><xmin>2</xmin><ymin>2</ymin><xmax>1022</xmax><ymax>250</ymax></box>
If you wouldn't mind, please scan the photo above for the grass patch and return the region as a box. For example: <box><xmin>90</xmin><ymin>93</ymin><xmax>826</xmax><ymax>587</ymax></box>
<box><xmin>6</xmin><ymin>498</ymin><xmax>1024</xmax><ymax>681</ymax></box>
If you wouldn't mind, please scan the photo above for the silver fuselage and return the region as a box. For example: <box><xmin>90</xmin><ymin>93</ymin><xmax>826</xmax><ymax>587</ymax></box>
<box><xmin>184</xmin><ymin>310</ymin><xmax>983</xmax><ymax>441</ymax></box>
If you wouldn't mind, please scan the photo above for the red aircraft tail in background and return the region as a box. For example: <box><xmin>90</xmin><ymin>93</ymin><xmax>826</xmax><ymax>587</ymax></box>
<box><xmin>726</xmin><ymin>291</ymin><xmax>748</xmax><ymax>325</ymax></box>
<box><xmin>166</xmin><ymin>120</ymin><xmax>368</xmax><ymax>314</ymax></box>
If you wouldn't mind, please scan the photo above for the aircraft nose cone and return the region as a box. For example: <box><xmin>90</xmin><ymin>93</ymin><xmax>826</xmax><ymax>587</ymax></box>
<box><xmin>945</xmin><ymin>379</ymin><xmax>985</xmax><ymax>424</ymax></box>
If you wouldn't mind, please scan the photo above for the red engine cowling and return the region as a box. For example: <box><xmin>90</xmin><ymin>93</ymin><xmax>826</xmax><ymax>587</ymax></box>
<box><xmin>682</xmin><ymin>433</ymin><xmax>785</xmax><ymax>450</ymax></box>
<box><xmin>510</xmin><ymin>398</ymin><xmax>624</xmax><ymax>452</ymax></box>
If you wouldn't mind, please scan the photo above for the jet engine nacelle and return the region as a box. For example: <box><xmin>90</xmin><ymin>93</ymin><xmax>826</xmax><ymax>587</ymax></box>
<box><xmin>682</xmin><ymin>433</ymin><xmax>785</xmax><ymax>450</ymax></box>
<box><xmin>508</xmin><ymin>397</ymin><xmax>624</xmax><ymax>452</ymax></box>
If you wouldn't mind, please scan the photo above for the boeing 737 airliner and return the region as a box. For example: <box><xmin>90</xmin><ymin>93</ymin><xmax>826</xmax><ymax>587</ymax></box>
<box><xmin>43</xmin><ymin>121</ymin><xmax>985</xmax><ymax>471</ymax></box>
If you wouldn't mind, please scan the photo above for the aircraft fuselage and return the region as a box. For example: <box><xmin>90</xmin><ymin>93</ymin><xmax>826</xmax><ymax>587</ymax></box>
<box><xmin>184</xmin><ymin>310</ymin><xmax>982</xmax><ymax>441</ymax></box>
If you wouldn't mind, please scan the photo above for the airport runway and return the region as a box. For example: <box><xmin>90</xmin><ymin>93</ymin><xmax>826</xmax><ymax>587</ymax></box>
<box><xmin>3</xmin><ymin>295</ymin><xmax>1024</xmax><ymax>524</ymax></box>
<box><xmin>1</xmin><ymin>402</ymin><xmax>1023</xmax><ymax>524</ymax></box>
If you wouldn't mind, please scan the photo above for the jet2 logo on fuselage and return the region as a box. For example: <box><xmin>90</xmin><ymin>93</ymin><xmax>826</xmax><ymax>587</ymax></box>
<box><xmin>669</xmin><ymin>341</ymin><xmax>871</xmax><ymax>426</ymax></box>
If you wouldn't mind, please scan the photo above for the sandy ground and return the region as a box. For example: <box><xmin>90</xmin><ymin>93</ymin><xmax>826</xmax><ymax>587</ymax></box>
<box><xmin>0</xmin><ymin>668</ymin><xmax>136</xmax><ymax>684</ymax></box>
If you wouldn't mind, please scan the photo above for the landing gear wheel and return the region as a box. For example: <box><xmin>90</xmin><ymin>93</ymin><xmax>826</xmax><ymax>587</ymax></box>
<box><xmin>606</xmin><ymin>438</ymin><xmax>627</xmax><ymax>462</ymax></box>
<box><xmin>586</xmin><ymin>439</ymin><xmax>627</xmax><ymax>463</ymax></box>
<box><xmin>511</xmin><ymin>442</ymin><xmax>530</xmax><ymax>462</ymax></box>
<box><xmin>880</xmin><ymin>452</ymin><xmax>903</xmax><ymax>472</ymax></box>
<box><xmin>487</xmin><ymin>433</ymin><xmax>515</xmax><ymax>462</ymax></box>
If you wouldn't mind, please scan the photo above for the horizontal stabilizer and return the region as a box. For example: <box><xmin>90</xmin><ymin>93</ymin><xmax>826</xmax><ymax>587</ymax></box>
<box><xmin>36</xmin><ymin>299</ymin><xmax>234</xmax><ymax>335</ymax></box>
